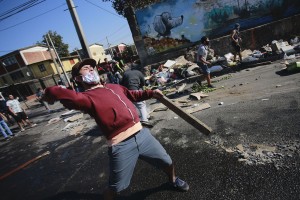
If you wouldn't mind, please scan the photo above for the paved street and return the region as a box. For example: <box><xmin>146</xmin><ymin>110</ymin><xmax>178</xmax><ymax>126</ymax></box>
<box><xmin>0</xmin><ymin>60</ymin><xmax>300</xmax><ymax>200</ymax></box>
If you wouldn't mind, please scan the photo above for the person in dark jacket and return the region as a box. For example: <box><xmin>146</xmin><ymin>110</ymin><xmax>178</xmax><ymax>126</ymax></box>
<box><xmin>43</xmin><ymin>58</ymin><xmax>189</xmax><ymax>200</ymax></box>
<box><xmin>121</xmin><ymin>60</ymin><xmax>151</xmax><ymax>126</ymax></box>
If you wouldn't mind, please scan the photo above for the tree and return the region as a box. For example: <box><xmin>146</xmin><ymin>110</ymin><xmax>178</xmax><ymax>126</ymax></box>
<box><xmin>37</xmin><ymin>30</ymin><xmax>69</xmax><ymax>57</ymax></box>
<box><xmin>122</xmin><ymin>45</ymin><xmax>136</xmax><ymax>62</ymax></box>
<box><xmin>101</xmin><ymin>0</ymin><xmax>161</xmax><ymax>16</ymax></box>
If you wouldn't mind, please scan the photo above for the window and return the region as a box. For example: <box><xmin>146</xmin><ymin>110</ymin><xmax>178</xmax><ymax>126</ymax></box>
<box><xmin>38</xmin><ymin>64</ymin><xmax>46</xmax><ymax>72</ymax></box>
<box><xmin>10</xmin><ymin>71</ymin><xmax>24</xmax><ymax>81</ymax></box>
<box><xmin>2</xmin><ymin>56</ymin><xmax>17</xmax><ymax>66</ymax></box>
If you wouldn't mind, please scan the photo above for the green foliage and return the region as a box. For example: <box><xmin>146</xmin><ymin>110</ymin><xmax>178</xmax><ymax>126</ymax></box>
<box><xmin>191</xmin><ymin>83</ymin><xmax>216</xmax><ymax>93</ymax></box>
<box><xmin>37</xmin><ymin>30</ymin><xmax>69</xmax><ymax>57</ymax></box>
<box><xmin>101</xmin><ymin>0</ymin><xmax>161</xmax><ymax>16</ymax></box>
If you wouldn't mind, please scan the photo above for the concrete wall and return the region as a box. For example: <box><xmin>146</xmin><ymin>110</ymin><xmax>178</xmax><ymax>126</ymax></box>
<box><xmin>211</xmin><ymin>14</ymin><xmax>300</xmax><ymax>56</ymax></box>
<box><xmin>131</xmin><ymin>14</ymin><xmax>300</xmax><ymax>65</ymax></box>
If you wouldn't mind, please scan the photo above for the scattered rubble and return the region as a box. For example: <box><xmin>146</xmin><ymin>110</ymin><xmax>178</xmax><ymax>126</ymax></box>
<box><xmin>207</xmin><ymin>134</ymin><xmax>300</xmax><ymax>169</ymax></box>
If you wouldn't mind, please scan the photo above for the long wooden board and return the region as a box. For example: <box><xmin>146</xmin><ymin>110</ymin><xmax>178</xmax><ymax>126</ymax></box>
<box><xmin>159</xmin><ymin>96</ymin><xmax>212</xmax><ymax>135</ymax></box>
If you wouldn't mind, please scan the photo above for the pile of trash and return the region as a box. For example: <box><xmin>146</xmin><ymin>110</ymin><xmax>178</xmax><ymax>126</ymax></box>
<box><xmin>143</xmin><ymin>36</ymin><xmax>300</xmax><ymax>90</ymax></box>
<box><xmin>145</xmin><ymin>50</ymin><xmax>227</xmax><ymax>88</ymax></box>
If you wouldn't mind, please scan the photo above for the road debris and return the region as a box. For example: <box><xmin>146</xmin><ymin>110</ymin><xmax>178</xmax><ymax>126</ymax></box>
<box><xmin>47</xmin><ymin>117</ymin><xmax>61</xmax><ymax>124</ymax></box>
<box><xmin>69</xmin><ymin>125</ymin><xmax>84</xmax><ymax>136</ymax></box>
<box><xmin>63</xmin><ymin>113</ymin><xmax>83</xmax><ymax>122</ymax></box>
<box><xmin>185</xmin><ymin>103</ymin><xmax>211</xmax><ymax>114</ymax></box>
<box><xmin>189</xmin><ymin>92</ymin><xmax>209</xmax><ymax>100</ymax></box>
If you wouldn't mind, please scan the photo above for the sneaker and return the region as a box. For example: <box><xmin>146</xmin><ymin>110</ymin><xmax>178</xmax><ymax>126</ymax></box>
<box><xmin>31</xmin><ymin>124</ymin><xmax>37</xmax><ymax>127</ymax></box>
<box><xmin>172</xmin><ymin>177</ymin><xmax>189</xmax><ymax>192</ymax></box>
<box><xmin>5</xmin><ymin>137</ymin><xmax>10</xmax><ymax>141</ymax></box>
<box><xmin>10</xmin><ymin>134</ymin><xmax>15</xmax><ymax>137</ymax></box>
<box><xmin>207</xmin><ymin>84</ymin><xmax>215</xmax><ymax>88</ymax></box>
<box><xmin>141</xmin><ymin>121</ymin><xmax>153</xmax><ymax>128</ymax></box>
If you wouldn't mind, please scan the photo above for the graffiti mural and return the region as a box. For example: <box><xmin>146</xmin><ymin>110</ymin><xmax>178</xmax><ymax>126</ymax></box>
<box><xmin>135</xmin><ymin>0</ymin><xmax>300</xmax><ymax>55</ymax></box>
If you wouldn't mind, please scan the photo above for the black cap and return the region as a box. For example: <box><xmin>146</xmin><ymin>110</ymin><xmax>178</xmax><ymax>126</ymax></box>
<box><xmin>71</xmin><ymin>58</ymin><xmax>96</xmax><ymax>78</ymax></box>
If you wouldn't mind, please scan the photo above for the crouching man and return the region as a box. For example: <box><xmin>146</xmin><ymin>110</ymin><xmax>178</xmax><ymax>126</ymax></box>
<box><xmin>42</xmin><ymin>58</ymin><xmax>189</xmax><ymax>200</ymax></box>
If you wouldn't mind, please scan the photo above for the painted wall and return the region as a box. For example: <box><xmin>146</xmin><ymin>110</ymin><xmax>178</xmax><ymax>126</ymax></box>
<box><xmin>135</xmin><ymin>0</ymin><xmax>300</xmax><ymax>55</ymax></box>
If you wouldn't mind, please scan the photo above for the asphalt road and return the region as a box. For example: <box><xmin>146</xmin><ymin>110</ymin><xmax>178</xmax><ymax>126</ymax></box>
<box><xmin>0</xmin><ymin>60</ymin><xmax>299</xmax><ymax>200</ymax></box>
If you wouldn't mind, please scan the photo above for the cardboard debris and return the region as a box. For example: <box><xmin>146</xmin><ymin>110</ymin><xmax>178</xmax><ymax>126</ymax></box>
<box><xmin>48</xmin><ymin>117</ymin><xmax>61</xmax><ymax>124</ymax></box>
<box><xmin>164</xmin><ymin>88</ymin><xmax>177</xmax><ymax>93</ymax></box>
<box><xmin>174</xmin><ymin>55</ymin><xmax>190</xmax><ymax>66</ymax></box>
<box><xmin>64</xmin><ymin>113</ymin><xmax>83</xmax><ymax>122</ymax></box>
<box><xmin>62</xmin><ymin>123</ymin><xmax>76</xmax><ymax>131</ymax></box>
<box><xmin>178</xmin><ymin>100</ymin><xmax>190</xmax><ymax>103</ymax></box>
<box><xmin>163</xmin><ymin>60</ymin><xmax>176</xmax><ymax>68</ymax></box>
<box><xmin>185</xmin><ymin>103</ymin><xmax>211</xmax><ymax>114</ymax></box>
<box><xmin>190</xmin><ymin>92</ymin><xmax>209</xmax><ymax>100</ymax></box>
<box><xmin>281</xmin><ymin>45</ymin><xmax>295</xmax><ymax>54</ymax></box>
<box><xmin>241</xmin><ymin>49</ymin><xmax>253</xmax><ymax>58</ymax></box>
<box><xmin>69</xmin><ymin>125</ymin><xmax>84</xmax><ymax>136</ymax></box>
<box><xmin>153</xmin><ymin>107</ymin><xmax>168</xmax><ymax>112</ymax></box>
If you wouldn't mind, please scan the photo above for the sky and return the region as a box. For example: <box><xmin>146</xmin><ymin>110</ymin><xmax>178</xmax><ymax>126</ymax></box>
<box><xmin>0</xmin><ymin>0</ymin><xmax>134</xmax><ymax>56</ymax></box>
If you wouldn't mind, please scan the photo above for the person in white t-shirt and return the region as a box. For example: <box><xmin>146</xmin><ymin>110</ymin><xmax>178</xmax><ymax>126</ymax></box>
<box><xmin>196</xmin><ymin>36</ymin><xmax>215</xmax><ymax>88</ymax></box>
<box><xmin>6</xmin><ymin>95</ymin><xmax>37</xmax><ymax>132</ymax></box>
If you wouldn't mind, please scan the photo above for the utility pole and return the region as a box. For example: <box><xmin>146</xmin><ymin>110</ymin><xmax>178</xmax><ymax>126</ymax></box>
<box><xmin>106</xmin><ymin>36</ymin><xmax>114</xmax><ymax>58</ymax></box>
<box><xmin>66</xmin><ymin>0</ymin><xmax>92</xmax><ymax>59</ymax></box>
<box><xmin>47</xmin><ymin>33</ymin><xmax>71</xmax><ymax>86</ymax></box>
<box><xmin>44</xmin><ymin>35</ymin><xmax>61</xmax><ymax>78</ymax></box>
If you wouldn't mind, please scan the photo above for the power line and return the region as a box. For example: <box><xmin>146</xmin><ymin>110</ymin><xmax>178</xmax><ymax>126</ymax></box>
<box><xmin>0</xmin><ymin>0</ymin><xmax>46</xmax><ymax>22</ymax></box>
<box><xmin>0</xmin><ymin>0</ymin><xmax>41</xmax><ymax>18</ymax></box>
<box><xmin>95</xmin><ymin>24</ymin><xmax>128</xmax><ymax>43</ymax></box>
<box><xmin>83</xmin><ymin>0</ymin><xmax>123</xmax><ymax>19</ymax></box>
<box><xmin>0</xmin><ymin>3</ymin><xmax>66</xmax><ymax>32</ymax></box>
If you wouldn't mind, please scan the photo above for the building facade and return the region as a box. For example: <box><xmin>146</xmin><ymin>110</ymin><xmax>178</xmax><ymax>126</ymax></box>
<box><xmin>0</xmin><ymin>45</ymin><xmax>79</xmax><ymax>100</ymax></box>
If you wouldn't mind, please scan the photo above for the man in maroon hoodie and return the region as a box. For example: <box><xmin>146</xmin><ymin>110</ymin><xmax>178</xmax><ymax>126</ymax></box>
<box><xmin>43</xmin><ymin>58</ymin><xmax>189</xmax><ymax>200</ymax></box>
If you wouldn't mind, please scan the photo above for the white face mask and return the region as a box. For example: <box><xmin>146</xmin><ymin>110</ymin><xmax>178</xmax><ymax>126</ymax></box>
<box><xmin>82</xmin><ymin>70</ymin><xmax>100</xmax><ymax>85</ymax></box>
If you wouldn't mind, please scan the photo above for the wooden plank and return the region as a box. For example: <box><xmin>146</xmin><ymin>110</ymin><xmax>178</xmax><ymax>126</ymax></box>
<box><xmin>185</xmin><ymin>103</ymin><xmax>211</xmax><ymax>114</ymax></box>
<box><xmin>159</xmin><ymin>96</ymin><xmax>212</xmax><ymax>135</ymax></box>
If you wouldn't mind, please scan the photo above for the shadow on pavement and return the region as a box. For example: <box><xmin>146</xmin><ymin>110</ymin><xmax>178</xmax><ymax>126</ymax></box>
<box><xmin>44</xmin><ymin>183</ymin><xmax>172</xmax><ymax>200</ymax></box>
<box><xmin>84</xmin><ymin>126</ymin><xmax>104</xmax><ymax>137</ymax></box>
<box><xmin>275</xmin><ymin>69</ymin><xmax>300</xmax><ymax>76</ymax></box>
<box><xmin>44</xmin><ymin>191</ymin><xmax>102</xmax><ymax>200</ymax></box>
<box><xmin>118</xmin><ymin>183</ymin><xmax>174</xmax><ymax>200</ymax></box>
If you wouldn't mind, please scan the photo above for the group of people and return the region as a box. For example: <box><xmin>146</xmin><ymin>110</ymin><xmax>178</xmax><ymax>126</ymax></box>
<box><xmin>0</xmin><ymin>23</ymin><xmax>243</xmax><ymax>196</ymax></box>
<box><xmin>42</xmin><ymin>57</ymin><xmax>189</xmax><ymax>200</ymax></box>
<box><xmin>0</xmin><ymin>94</ymin><xmax>37</xmax><ymax>140</ymax></box>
